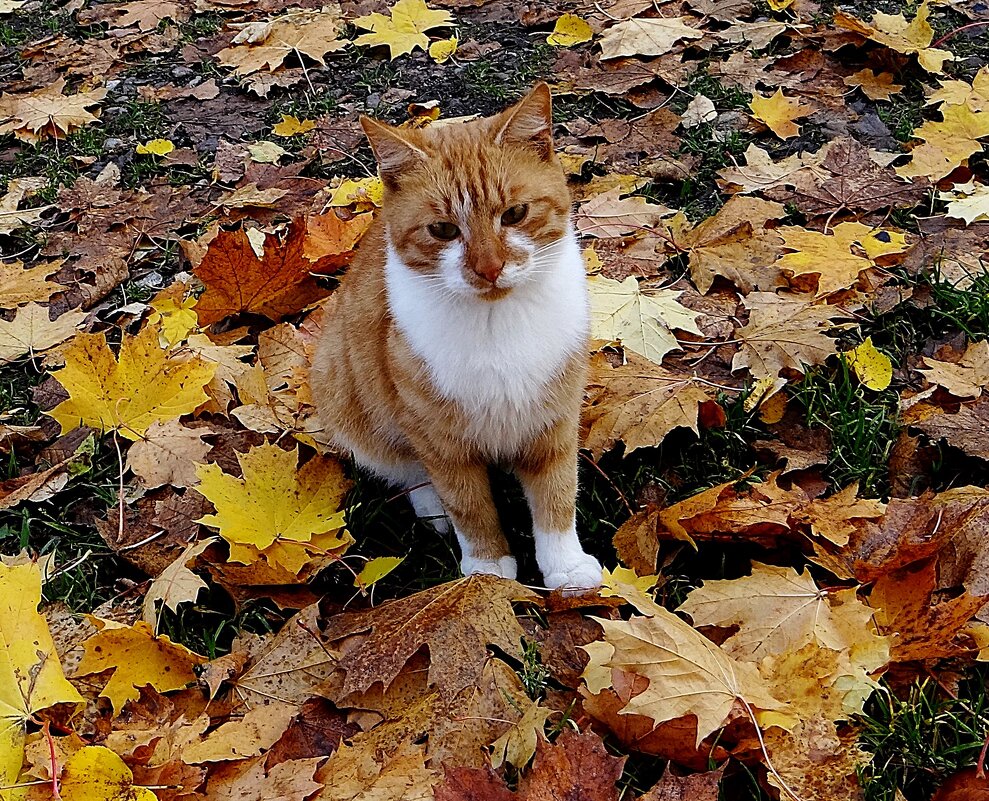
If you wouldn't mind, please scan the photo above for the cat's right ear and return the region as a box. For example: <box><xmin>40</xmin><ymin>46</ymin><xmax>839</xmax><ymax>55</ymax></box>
<box><xmin>360</xmin><ymin>116</ymin><xmax>427</xmax><ymax>190</ymax></box>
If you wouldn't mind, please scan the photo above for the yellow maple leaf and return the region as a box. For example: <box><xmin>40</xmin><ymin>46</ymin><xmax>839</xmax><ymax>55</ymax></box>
<box><xmin>135</xmin><ymin>138</ymin><xmax>174</xmax><ymax>156</ymax></box>
<box><xmin>837</xmin><ymin>0</ymin><xmax>952</xmax><ymax>73</ymax></box>
<box><xmin>1</xmin><ymin>562</ymin><xmax>84</xmax><ymax>796</ymax></box>
<box><xmin>47</xmin><ymin>323</ymin><xmax>216</xmax><ymax>441</ymax></box>
<box><xmin>589</xmin><ymin>275</ymin><xmax>702</xmax><ymax>366</ymax></box>
<box><xmin>897</xmin><ymin>101</ymin><xmax>989</xmax><ymax>181</ymax></box>
<box><xmin>272</xmin><ymin>114</ymin><xmax>316</xmax><ymax>137</ymax></box>
<box><xmin>354</xmin><ymin>0</ymin><xmax>454</xmax><ymax>60</ymax></box>
<box><xmin>196</xmin><ymin>443</ymin><xmax>351</xmax><ymax>568</ymax></box>
<box><xmin>749</xmin><ymin>89</ymin><xmax>814</xmax><ymax>139</ymax></box>
<box><xmin>547</xmin><ymin>13</ymin><xmax>592</xmax><ymax>47</ymax></box>
<box><xmin>60</xmin><ymin>746</ymin><xmax>156</xmax><ymax>801</ymax></box>
<box><xmin>843</xmin><ymin>68</ymin><xmax>904</xmax><ymax>102</ymax></box>
<box><xmin>147</xmin><ymin>295</ymin><xmax>198</xmax><ymax>346</ymax></box>
<box><xmin>75</xmin><ymin>618</ymin><xmax>206</xmax><ymax>714</ymax></box>
<box><xmin>0</xmin><ymin>78</ymin><xmax>107</xmax><ymax>143</ymax></box>
<box><xmin>842</xmin><ymin>337</ymin><xmax>893</xmax><ymax>391</ymax></box>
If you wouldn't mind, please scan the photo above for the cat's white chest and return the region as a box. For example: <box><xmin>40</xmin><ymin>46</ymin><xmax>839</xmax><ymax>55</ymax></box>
<box><xmin>385</xmin><ymin>232</ymin><xmax>589</xmax><ymax>457</ymax></box>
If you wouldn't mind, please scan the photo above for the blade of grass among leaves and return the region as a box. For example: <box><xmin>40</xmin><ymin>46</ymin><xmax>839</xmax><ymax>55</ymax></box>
<box><xmin>2</xmin><ymin>0</ymin><xmax>989</xmax><ymax>799</ymax></box>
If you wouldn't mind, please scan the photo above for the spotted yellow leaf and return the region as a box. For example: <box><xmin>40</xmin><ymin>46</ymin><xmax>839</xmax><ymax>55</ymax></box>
<box><xmin>547</xmin><ymin>13</ymin><xmax>592</xmax><ymax>47</ymax></box>
<box><xmin>842</xmin><ymin>336</ymin><xmax>893</xmax><ymax>391</ymax></box>
<box><xmin>60</xmin><ymin>747</ymin><xmax>157</xmax><ymax>801</ymax></box>
<box><xmin>428</xmin><ymin>35</ymin><xmax>458</xmax><ymax>62</ymax></box>
<box><xmin>75</xmin><ymin>618</ymin><xmax>206</xmax><ymax>714</ymax></box>
<box><xmin>272</xmin><ymin>114</ymin><xmax>316</xmax><ymax>137</ymax></box>
<box><xmin>135</xmin><ymin>138</ymin><xmax>174</xmax><ymax>156</ymax></box>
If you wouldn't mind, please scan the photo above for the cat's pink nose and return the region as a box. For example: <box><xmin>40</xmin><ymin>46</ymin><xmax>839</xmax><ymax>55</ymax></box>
<box><xmin>473</xmin><ymin>258</ymin><xmax>504</xmax><ymax>284</ymax></box>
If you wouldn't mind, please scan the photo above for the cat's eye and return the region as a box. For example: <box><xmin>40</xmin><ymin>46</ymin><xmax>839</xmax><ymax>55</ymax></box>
<box><xmin>428</xmin><ymin>222</ymin><xmax>461</xmax><ymax>241</ymax></box>
<box><xmin>501</xmin><ymin>204</ymin><xmax>528</xmax><ymax>226</ymax></box>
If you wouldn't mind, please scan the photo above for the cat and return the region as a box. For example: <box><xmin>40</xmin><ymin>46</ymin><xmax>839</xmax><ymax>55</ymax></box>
<box><xmin>310</xmin><ymin>83</ymin><xmax>603</xmax><ymax>592</ymax></box>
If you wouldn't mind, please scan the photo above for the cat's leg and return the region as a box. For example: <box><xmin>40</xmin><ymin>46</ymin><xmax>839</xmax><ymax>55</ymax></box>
<box><xmin>350</xmin><ymin>448</ymin><xmax>451</xmax><ymax>533</ymax></box>
<box><xmin>420</xmin><ymin>457</ymin><xmax>517</xmax><ymax>580</ymax></box>
<box><xmin>516</xmin><ymin>424</ymin><xmax>602</xmax><ymax>593</ymax></box>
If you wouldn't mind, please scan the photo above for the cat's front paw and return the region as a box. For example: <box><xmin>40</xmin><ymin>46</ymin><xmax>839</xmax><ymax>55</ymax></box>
<box><xmin>461</xmin><ymin>554</ymin><xmax>518</xmax><ymax>581</ymax></box>
<box><xmin>542</xmin><ymin>551</ymin><xmax>603</xmax><ymax>595</ymax></box>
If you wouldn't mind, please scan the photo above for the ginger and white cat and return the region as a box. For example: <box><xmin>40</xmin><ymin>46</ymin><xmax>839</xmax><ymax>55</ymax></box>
<box><xmin>311</xmin><ymin>83</ymin><xmax>602</xmax><ymax>592</ymax></box>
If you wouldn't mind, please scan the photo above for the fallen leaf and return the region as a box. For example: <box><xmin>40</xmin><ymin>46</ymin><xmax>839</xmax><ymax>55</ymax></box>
<box><xmin>217</xmin><ymin>8</ymin><xmax>347</xmax><ymax>75</ymax></box>
<box><xmin>0</xmin><ymin>260</ymin><xmax>67</xmax><ymax>309</ymax></box>
<box><xmin>919</xmin><ymin>340</ymin><xmax>989</xmax><ymax>398</ymax></box>
<box><xmin>135</xmin><ymin>138</ymin><xmax>174</xmax><ymax>156</ymax></box>
<box><xmin>0</xmin><ymin>78</ymin><xmax>107</xmax><ymax>142</ymax></box>
<box><xmin>127</xmin><ymin>419</ymin><xmax>212</xmax><ymax>489</ymax></box>
<box><xmin>582</xmin><ymin>351</ymin><xmax>721</xmax><ymax>457</ymax></box>
<box><xmin>835</xmin><ymin>0</ymin><xmax>952</xmax><ymax>73</ymax></box>
<box><xmin>193</xmin><ymin>222</ymin><xmax>333</xmax><ymax>325</ymax></box>
<box><xmin>0</xmin><ymin>562</ymin><xmax>83</xmax><ymax>795</ymax></box>
<box><xmin>588</xmin><ymin>275</ymin><xmax>701</xmax><ymax>365</ymax></box>
<box><xmin>598</xmin><ymin>17</ymin><xmax>703</xmax><ymax>59</ymax></box>
<box><xmin>639</xmin><ymin>764</ymin><xmax>724</xmax><ymax>801</ymax></box>
<box><xmin>547</xmin><ymin>13</ymin><xmax>593</xmax><ymax>47</ymax></box>
<box><xmin>941</xmin><ymin>181</ymin><xmax>989</xmax><ymax>225</ymax></box>
<box><xmin>47</xmin><ymin>324</ymin><xmax>216</xmax><ymax>441</ymax></box>
<box><xmin>354</xmin><ymin>0</ymin><xmax>454</xmax><ymax>60</ymax></box>
<box><xmin>142</xmin><ymin>539</ymin><xmax>213</xmax><ymax>627</ymax></box>
<box><xmin>678</xmin><ymin>563</ymin><xmax>889</xmax><ymax>670</ymax></box>
<box><xmin>429</xmin><ymin>35</ymin><xmax>458</xmax><ymax>62</ymax></box>
<box><xmin>749</xmin><ymin>88</ymin><xmax>814</xmax><ymax>139</ymax></box>
<box><xmin>582</xmin><ymin>603</ymin><xmax>784</xmax><ymax>745</ymax></box>
<box><xmin>60</xmin><ymin>746</ymin><xmax>156</xmax><ymax>801</ymax></box>
<box><xmin>322</xmin><ymin>574</ymin><xmax>538</xmax><ymax>701</ymax></box>
<box><xmin>196</xmin><ymin>443</ymin><xmax>351</xmax><ymax>570</ymax></box>
<box><xmin>489</xmin><ymin>699</ymin><xmax>553</xmax><ymax>769</ymax></box>
<box><xmin>842</xmin><ymin>337</ymin><xmax>893</xmax><ymax>391</ymax></box>
<box><xmin>843</xmin><ymin>68</ymin><xmax>903</xmax><ymax>101</ymax></box>
<box><xmin>0</xmin><ymin>303</ymin><xmax>86</xmax><ymax>364</ymax></box>
<box><xmin>911</xmin><ymin>397</ymin><xmax>989</xmax><ymax>461</ymax></box>
<box><xmin>575</xmin><ymin>186</ymin><xmax>673</xmax><ymax>238</ymax></box>
<box><xmin>75</xmin><ymin>618</ymin><xmax>206</xmax><ymax>714</ymax></box>
<box><xmin>732</xmin><ymin>292</ymin><xmax>851</xmax><ymax>380</ymax></box>
<box><xmin>897</xmin><ymin>101</ymin><xmax>989</xmax><ymax>181</ymax></box>
<box><xmin>272</xmin><ymin>114</ymin><xmax>316</xmax><ymax>137</ymax></box>
<box><xmin>0</xmin><ymin>176</ymin><xmax>51</xmax><ymax>235</ymax></box>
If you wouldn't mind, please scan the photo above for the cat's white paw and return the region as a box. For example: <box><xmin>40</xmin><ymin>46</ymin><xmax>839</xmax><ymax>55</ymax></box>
<box><xmin>461</xmin><ymin>554</ymin><xmax>518</xmax><ymax>580</ymax></box>
<box><xmin>535</xmin><ymin>528</ymin><xmax>603</xmax><ymax>594</ymax></box>
<box><xmin>542</xmin><ymin>552</ymin><xmax>603</xmax><ymax>594</ymax></box>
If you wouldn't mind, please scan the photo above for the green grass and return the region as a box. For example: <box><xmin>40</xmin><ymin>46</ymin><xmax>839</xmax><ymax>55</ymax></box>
<box><xmin>790</xmin><ymin>358</ymin><xmax>900</xmax><ymax>498</ymax></box>
<box><xmin>860</xmin><ymin>671</ymin><xmax>989</xmax><ymax>801</ymax></box>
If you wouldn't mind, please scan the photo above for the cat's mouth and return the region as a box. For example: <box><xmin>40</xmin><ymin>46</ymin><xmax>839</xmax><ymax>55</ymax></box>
<box><xmin>476</xmin><ymin>285</ymin><xmax>512</xmax><ymax>302</ymax></box>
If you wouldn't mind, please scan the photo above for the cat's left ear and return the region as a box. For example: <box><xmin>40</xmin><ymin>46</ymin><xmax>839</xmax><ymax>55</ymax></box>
<box><xmin>494</xmin><ymin>82</ymin><xmax>554</xmax><ymax>161</ymax></box>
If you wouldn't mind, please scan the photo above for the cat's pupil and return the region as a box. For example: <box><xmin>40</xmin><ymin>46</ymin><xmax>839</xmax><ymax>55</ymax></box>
<box><xmin>428</xmin><ymin>222</ymin><xmax>460</xmax><ymax>241</ymax></box>
<box><xmin>501</xmin><ymin>204</ymin><xmax>528</xmax><ymax>226</ymax></box>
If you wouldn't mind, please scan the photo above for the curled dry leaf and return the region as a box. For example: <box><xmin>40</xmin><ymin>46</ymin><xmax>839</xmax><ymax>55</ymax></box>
<box><xmin>582</xmin><ymin>352</ymin><xmax>722</xmax><ymax>458</ymax></box>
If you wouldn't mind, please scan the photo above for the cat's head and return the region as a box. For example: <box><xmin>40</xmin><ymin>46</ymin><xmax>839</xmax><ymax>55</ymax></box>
<box><xmin>359</xmin><ymin>83</ymin><xmax>572</xmax><ymax>300</ymax></box>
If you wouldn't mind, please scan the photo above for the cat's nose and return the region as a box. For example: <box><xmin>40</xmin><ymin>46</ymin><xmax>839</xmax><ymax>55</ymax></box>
<box><xmin>472</xmin><ymin>257</ymin><xmax>504</xmax><ymax>284</ymax></box>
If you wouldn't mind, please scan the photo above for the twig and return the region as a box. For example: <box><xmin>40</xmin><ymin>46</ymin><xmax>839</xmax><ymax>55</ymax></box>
<box><xmin>580</xmin><ymin>451</ymin><xmax>633</xmax><ymax>515</ymax></box>
<box><xmin>931</xmin><ymin>21</ymin><xmax>988</xmax><ymax>48</ymax></box>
